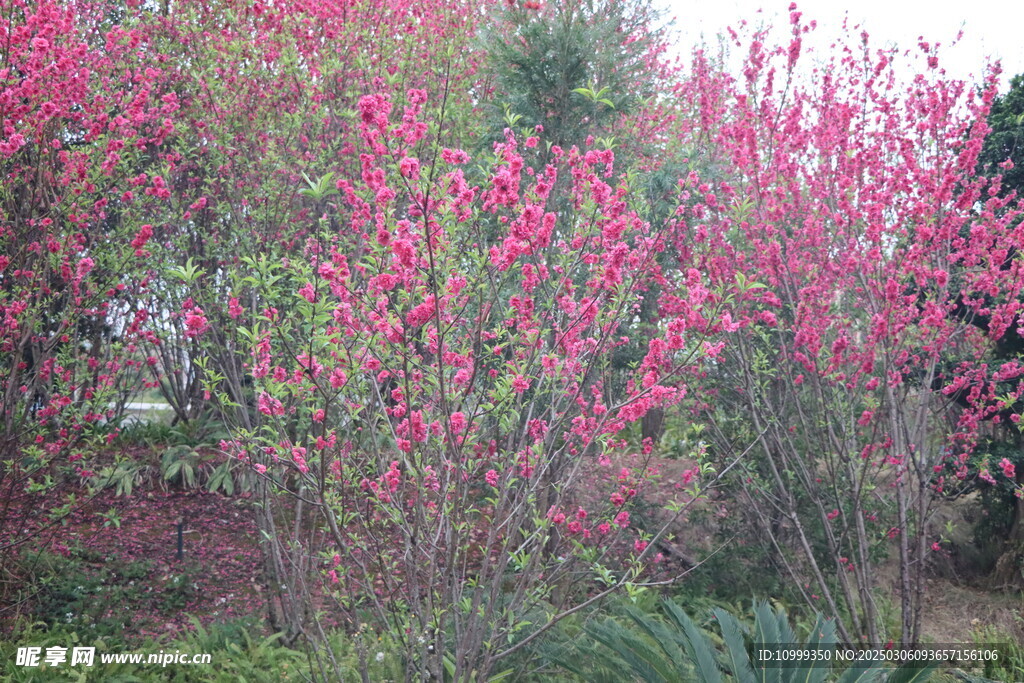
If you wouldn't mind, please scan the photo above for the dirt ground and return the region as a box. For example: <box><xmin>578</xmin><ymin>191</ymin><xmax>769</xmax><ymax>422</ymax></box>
<box><xmin>2</xmin><ymin>451</ymin><xmax>1021</xmax><ymax>650</ymax></box>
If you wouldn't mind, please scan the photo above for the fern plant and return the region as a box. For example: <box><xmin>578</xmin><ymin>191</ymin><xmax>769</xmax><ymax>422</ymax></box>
<box><xmin>177</xmin><ymin>616</ymin><xmax>309</xmax><ymax>682</ymax></box>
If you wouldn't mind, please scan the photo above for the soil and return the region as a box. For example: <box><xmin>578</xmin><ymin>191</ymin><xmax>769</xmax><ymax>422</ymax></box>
<box><xmin>2</xmin><ymin>450</ymin><xmax>1021</xmax><ymax>652</ymax></box>
<box><xmin>1</xmin><ymin>482</ymin><xmax>267</xmax><ymax>641</ymax></box>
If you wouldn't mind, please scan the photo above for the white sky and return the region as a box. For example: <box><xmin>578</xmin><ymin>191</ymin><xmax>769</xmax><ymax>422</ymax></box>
<box><xmin>661</xmin><ymin>0</ymin><xmax>1024</xmax><ymax>92</ymax></box>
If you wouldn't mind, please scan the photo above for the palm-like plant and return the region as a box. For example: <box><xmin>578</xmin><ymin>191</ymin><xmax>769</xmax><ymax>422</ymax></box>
<box><xmin>550</xmin><ymin>598</ymin><xmax>939</xmax><ymax>683</ymax></box>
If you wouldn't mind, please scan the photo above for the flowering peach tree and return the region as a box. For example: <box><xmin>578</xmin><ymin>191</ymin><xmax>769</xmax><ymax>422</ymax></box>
<box><xmin>0</xmin><ymin>0</ymin><xmax>171</xmax><ymax>561</ymax></box>
<box><xmin>210</xmin><ymin>77</ymin><xmax>722</xmax><ymax>676</ymax></box>
<box><xmin>679</xmin><ymin>8</ymin><xmax>1024</xmax><ymax>645</ymax></box>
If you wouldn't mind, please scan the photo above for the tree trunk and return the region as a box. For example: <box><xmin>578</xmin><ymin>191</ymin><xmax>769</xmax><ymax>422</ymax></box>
<box><xmin>990</xmin><ymin>467</ymin><xmax>1024</xmax><ymax>590</ymax></box>
<box><xmin>641</xmin><ymin>406</ymin><xmax>664</xmax><ymax>444</ymax></box>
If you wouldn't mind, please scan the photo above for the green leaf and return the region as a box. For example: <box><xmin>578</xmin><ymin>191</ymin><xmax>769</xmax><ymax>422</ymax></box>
<box><xmin>163</xmin><ymin>460</ymin><xmax>182</xmax><ymax>480</ymax></box>
<box><xmin>623</xmin><ymin>607</ymin><xmax>687</xmax><ymax>676</ymax></box>
<box><xmin>884</xmin><ymin>662</ymin><xmax>939</xmax><ymax>683</ymax></box>
<box><xmin>586</xmin><ymin>618</ymin><xmax>670</xmax><ymax>682</ymax></box>
<box><xmin>299</xmin><ymin>171</ymin><xmax>338</xmax><ymax>201</ymax></box>
<box><xmin>836</xmin><ymin>663</ymin><xmax>888</xmax><ymax>683</ymax></box>
<box><xmin>661</xmin><ymin>600</ymin><xmax>723</xmax><ymax>683</ymax></box>
<box><xmin>752</xmin><ymin>600</ymin><xmax>785</xmax><ymax>683</ymax></box>
<box><xmin>712</xmin><ymin>607</ymin><xmax>756</xmax><ymax>683</ymax></box>
<box><xmin>796</xmin><ymin>615</ymin><xmax>839</xmax><ymax>683</ymax></box>
<box><xmin>167</xmin><ymin>257</ymin><xmax>204</xmax><ymax>284</ymax></box>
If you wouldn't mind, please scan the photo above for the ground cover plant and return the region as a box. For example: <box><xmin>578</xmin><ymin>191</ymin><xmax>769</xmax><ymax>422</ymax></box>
<box><xmin>2</xmin><ymin>0</ymin><xmax>1023</xmax><ymax>681</ymax></box>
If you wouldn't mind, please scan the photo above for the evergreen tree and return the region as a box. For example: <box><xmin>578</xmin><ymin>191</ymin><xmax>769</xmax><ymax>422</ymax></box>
<box><xmin>481</xmin><ymin>0</ymin><xmax>668</xmax><ymax>150</ymax></box>
<box><xmin>978</xmin><ymin>73</ymin><xmax>1024</xmax><ymax>200</ymax></box>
